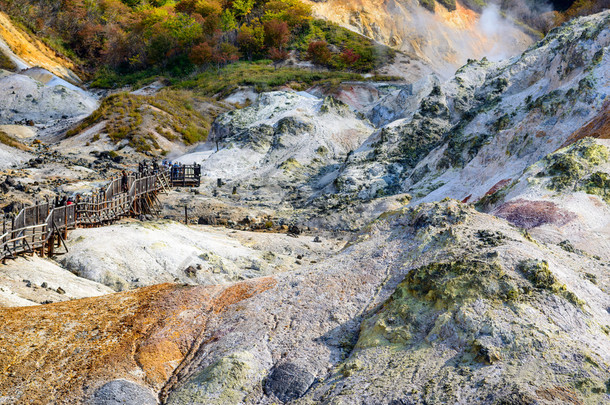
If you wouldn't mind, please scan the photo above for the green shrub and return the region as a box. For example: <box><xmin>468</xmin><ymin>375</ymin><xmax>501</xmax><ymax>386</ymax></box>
<box><xmin>437</xmin><ymin>0</ymin><xmax>456</xmax><ymax>11</ymax></box>
<box><xmin>419</xmin><ymin>0</ymin><xmax>435</xmax><ymax>11</ymax></box>
<box><xmin>0</xmin><ymin>51</ymin><xmax>17</xmax><ymax>71</ymax></box>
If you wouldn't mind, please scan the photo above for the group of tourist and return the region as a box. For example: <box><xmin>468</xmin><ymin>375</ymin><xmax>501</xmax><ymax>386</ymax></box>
<box><xmin>54</xmin><ymin>195</ymin><xmax>77</xmax><ymax>207</ymax></box>
<box><xmin>52</xmin><ymin>159</ymin><xmax>201</xmax><ymax>210</ymax></box>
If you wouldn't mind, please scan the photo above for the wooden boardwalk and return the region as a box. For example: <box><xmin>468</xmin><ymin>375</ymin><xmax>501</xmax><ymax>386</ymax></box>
<box><xmin>0</xmin><ymin>167</ymin><xmax>176</xmax><ymax>262</ymax></box>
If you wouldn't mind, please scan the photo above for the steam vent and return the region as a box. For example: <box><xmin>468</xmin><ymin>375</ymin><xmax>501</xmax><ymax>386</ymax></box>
<box><xmin>0</xmin><ymin>0</ymin><xmax>608</xmax><ymax>403</ymax></box>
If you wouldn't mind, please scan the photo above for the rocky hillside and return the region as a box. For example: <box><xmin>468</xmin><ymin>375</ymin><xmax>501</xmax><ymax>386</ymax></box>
<box><xmin>0</xmin><ymin>5</ymin><xmax>609</xmax><ymax>405</ymax></box>
<box><xmin>178</xmin><ymin>10</ymin><xmax>608</xmax><ymax>231</ymax></box>
<box><xmin>0</xmin><ymin>10</ymin><xmax>98</xmax><ymax>143</ymax></box>
<box><xmin>305</xmin><ymin>0</ymin><xmax>535</xmax><ymax>78</ymax></box>
<box><xmin>0</xmin><ymin>11</ymin><xmax>81</xmax><ymax>83</ymax></box>
<box><xmin>330</xmin><ymin>10</ymin><xmax>609</xmax><ymax>205</ymax></box>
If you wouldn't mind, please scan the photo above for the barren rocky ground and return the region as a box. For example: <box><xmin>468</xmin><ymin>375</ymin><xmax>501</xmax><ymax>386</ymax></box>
<box><xmin>0</xmin><ymin>4</ymin><xmax>608</xmax><ymax>405</ymax></box>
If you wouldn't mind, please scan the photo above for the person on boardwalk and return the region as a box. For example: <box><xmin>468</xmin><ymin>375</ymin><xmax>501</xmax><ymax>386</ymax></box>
<box><xmin>121</xmin><ymin>170</ymin><xmax>129</xmax><ymax>192</ymax></box>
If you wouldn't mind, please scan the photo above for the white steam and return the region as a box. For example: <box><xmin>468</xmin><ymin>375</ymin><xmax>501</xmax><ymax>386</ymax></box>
<box><xmin>477</xmin><ymin>4</ymin><xmax>526</xmax><ymax>62</ymax></box>
<box><xmin>399</xmin><ymin>1</ymin><xmax>533</xmax><ymax>78</ymax></box>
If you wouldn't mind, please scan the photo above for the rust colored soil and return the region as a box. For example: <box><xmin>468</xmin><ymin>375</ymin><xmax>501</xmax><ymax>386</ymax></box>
<box><xmin>0</xmin><ymin>277</ymin><xmax>276</xmax><ymax>404</ymax></box>
<box><xmin>485</xmin><ymin>178</ymin><xmax>512</xmax><ymax>196</ymax></box>
<box><xmin>493</xmin><ymin>199</ymin><xmax>576</xmax><ymax>229</ymax></box>
<box><xmin>561</xmin><ymin>101</ymin><xmax>610</xmax><ymax>148</ymax></box>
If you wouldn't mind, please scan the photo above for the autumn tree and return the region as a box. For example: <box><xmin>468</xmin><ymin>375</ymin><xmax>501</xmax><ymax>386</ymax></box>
<box><xmin>137</xmin><ymin>10</ymin><xmax>203</xmax><ymax>68</ymax></box>
<box><xmin>269</xmin><ymin>47</ymin><xmax>289</xmax><ymax>69</ymax></box>
<box><xmin>232</xmin><ymin>0</ymin><xmax>255</xmax><ymax>18</ymax></box>
<box><xmin>220</xmin><ymin>9</ymin><xmax>237</xmax><ymax>30</ymax></box>
<box><xmin>189</xmin><ymin>41</ymin><xmax>213</xmax><ymax>65</ymax></box>
<box><xmin>306</xmin><ymin>40</ymin><xmax>331</xmax><ymax>65</ymax></box>
<box><xmin>263</xmin><ymin>0</ymin><xmax>311</xmax><ymax>31</ymax></box>
<box><xmin>340</xmin><ymin>48</ymin><xmax>360</xmax><ymax>67</ymax></box>
<box><xmin>263</xmin><ymin>19</ymin><xmax>289</xmax><ymax>49</ymax></box>
<box><xmin>237</xmin><ymin>22</ymin><xmax>265</xmax><ymax>59</ymax></box>
<box><xmin>212</xmin><ymin>42</ymin><xmax>240</xmax><ymax>66</ymax></box>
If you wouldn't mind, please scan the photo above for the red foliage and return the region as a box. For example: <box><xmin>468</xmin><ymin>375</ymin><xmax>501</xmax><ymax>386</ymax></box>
<box><xmin>189</xmin><ymin>41</ymin><xmax>214</xmax><ymax>65</ymax></box>
<box><xmin>212</xmin><ymin>42</ymin><xmax>240</xmax><ymax>65</ymax></box>
<box><xmin>264</xmin><ymin>19</ymin><xmax>289</xmax><ymax>49</ymax></box>
<box><xmin>268</xmin><ymin>47</ymin><xmax>289</xmax><ymax>66</ymax></box>
<box><xmin>201</xmin><ymin>14</ymin><xmax>221</xmax><ymax>37</ymax></box>
<box><xmin>306</xmin><ymin>40</ymin><xmax>331</xmax><ymax>65</ymax></box>
<box><xmin>340</xmin><ymin>48</ymin><xmax>360</xmax><ymax>66</ymax></box>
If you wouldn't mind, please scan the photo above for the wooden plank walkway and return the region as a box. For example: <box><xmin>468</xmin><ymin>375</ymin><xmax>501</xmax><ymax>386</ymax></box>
<box><xmin>0</xmin><ymin>166</ymin><xmax>180</xmax><ymax>262</ymax></box>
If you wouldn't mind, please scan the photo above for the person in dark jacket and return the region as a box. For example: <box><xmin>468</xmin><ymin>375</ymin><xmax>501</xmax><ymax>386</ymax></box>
<box><xmin>121</xmin><ymin>170</ymin><xmax>129</xmax><ymax>192</ymax></box>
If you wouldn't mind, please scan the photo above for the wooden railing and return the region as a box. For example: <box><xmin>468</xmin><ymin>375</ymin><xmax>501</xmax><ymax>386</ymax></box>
<box><xmin>0</xmin><ymin>169</ymin><xmax>170</xmax><ymax>262</ymax></box>
<box><xmin>170</xmin><ymin>164</ymin><xmax>201</xmax><ymax>187</ymax></box>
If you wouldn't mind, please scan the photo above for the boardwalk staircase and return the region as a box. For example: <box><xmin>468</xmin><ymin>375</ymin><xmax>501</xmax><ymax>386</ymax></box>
<box><xmin>0</xmin><ymin>169</ymin><xmax>173</xmax><ymax>262</ymax></box>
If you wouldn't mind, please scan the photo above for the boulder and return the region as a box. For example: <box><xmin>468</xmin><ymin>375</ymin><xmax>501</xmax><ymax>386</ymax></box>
<box><xmin>91</xmin><ymin>379</ymin><xmax>157</xmax><ymax>405</ymax></box>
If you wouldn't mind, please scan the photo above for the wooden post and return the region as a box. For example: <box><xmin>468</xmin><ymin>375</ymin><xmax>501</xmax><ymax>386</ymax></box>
<box><xmin>63</xmin><ymin>207</ymin><xmax>68</xmax><ymax>239</ymax></box>
<box><xmin>184</xmin><ymin>205</ymin><xmax>188</xmax><ymax>225</ymax></box>
<box><xmin>11</xmin><ymin>215</ymin><xmax>15</xmax><ymax>252</ymax></box>
<box><xmin>48</xmin><ymin>233</ymin><xmax>54</xmax><ymax>257</ymax></box>
<box><xmin>40</xmin><ymin>225</ymin><xmax>45</xmax><ymax>258</ymax></box>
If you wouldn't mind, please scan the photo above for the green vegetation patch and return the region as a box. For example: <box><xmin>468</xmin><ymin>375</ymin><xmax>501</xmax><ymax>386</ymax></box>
<box><xmin>437</xmin><ymin>0</ymin><xmax>457</xmax><ymax>11</ymax></box>
<box><xmin>0</xmin><ymin>51</ymin><xmax>17</xmax><ymax>71</ymax></box>
<box><xmin>91</xmin><ymin>67</ymin><xmax>162</xmax><ymax>90</ymax></box>
<box><xmin>541</xmin><ymin>138</ymin><xmax>609</xmax><ymax>192</ymax></box>
<box><xmin>517</xmin><ymin>259</ymin><xmax>584</xmax><ymax>307</ymax></box>
<box><xmin>175</xmin><ymin>60</ymin><xmax>396</xmax><ymax>99</ymax></box>
<box><xmin>296</xmin><ymin>19</ymin><xmax>396</xmax><ymax>72</ymax></box>
<box><xmin>66</xmin><ymin>90</ymin><xmax>224</xmax><ymax>153</ymax></box>
<box><xmin>419</xmin><ymin>0</ymin><xmax>436</xmax><ymax>12</ymax></box>
<box><xmin>459</xmin><ymin>0</ymin><xmax>487</xmax><ymax>12</ymax></box>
